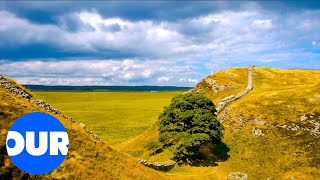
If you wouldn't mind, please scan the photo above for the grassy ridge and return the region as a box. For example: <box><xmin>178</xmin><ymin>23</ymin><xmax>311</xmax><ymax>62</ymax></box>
<box><xmin>214</xmin><ymin>68</ymin><xmax>320</xmax><ymax>179</ymax></box>
<box><xmin>33</xmin><ymin>91</ymin><xmax>182</xmax><ymax>144</ymax></box>
<box><xmin>0</xmin><ymin>80</ymin><xmax>164</xmax><ymax>179</ymax></box>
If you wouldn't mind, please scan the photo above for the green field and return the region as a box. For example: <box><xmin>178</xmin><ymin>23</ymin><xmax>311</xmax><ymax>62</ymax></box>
<box><xmin>34</xmin><ymin>91</ymin><xmax>183</xmax><ymax>145</ymax></box>
<box><xmin>1</xmin><ymin>79</ymin><xmax>165</xmax><ymax>179</ymax></box>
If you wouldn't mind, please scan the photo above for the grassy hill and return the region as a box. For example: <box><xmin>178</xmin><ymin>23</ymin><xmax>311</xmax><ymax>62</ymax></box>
<box><xmin>0</xmin><ymin>78</ymin><xmax>164</xmax><ymax>179</ymax></box>
<box><xmin>117</xmin><ymin>67</ymin><xmax>320</xmax><ymax>179</ymax></box>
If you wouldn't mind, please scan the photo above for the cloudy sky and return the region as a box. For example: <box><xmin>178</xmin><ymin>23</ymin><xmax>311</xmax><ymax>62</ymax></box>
<box><xmin>0</xmin><ymin>1</ymin><xmax>319</xmax><ymax>86</ymax></box>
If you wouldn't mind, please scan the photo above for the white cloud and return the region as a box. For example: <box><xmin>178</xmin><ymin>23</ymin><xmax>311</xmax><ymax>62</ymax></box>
<box><xmin>0</xmin><ymin>59</ymin><xmax>195</xmax><ymax>86</ymax></box>
<box><xmin>16</xmin><ymin>77</ymin><xmax>109</xmax><ymax>86</ymax></box>
<box><xmin>312</xmin><ymin>41</ymin><xmax>317</xmax><ymax>46</ymax></box>
<box><xmin>252</xmin><ymin>19</ymin><xmax>273</xmax><ymax>29</ymax></box>
<box><xmin>157</xmin><ymin>76</ymin><xmax>170</xmax><ymax>83</ymax></box>
<box><xmin>142</xmin><ymin>69</ymin><xmax>154</xmax><ymax>78</ymax></box>
<box><xmin>1</xmin><ymin>9</ymin><xmax>319</xmax><ymax>61</ymax></box>
<box><xmin>0</xmin><ymin>10</ymin><xmax>185</xmax><ymax>54</ymax></box>
<box><xmin>179</xmin><ymin>78</ymin><xmax>198</xmax><ymax>83</ymax></box>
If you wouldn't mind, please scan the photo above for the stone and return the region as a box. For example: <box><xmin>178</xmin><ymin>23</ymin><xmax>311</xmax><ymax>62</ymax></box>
<box><xmin>252</xmin><ymin>128</ymin><xmax>263</xmax><ymax>136</ymax></box>
<box><xmin>301</xmin><ymin>114</ymin><xmax>308</xmax><ymax>121</ymax></box>
<box><xmin>291</xmin><ymin>126</ymin><xmax>298</xmax><ymax>131</ymax></box>
<box><xmin>228</xmin><ymin>172</ymin><xmax>248</xmax><ymax>180</ymax></box>
<box><xmin>219</xmin><ymin>85</ymin><xmax>226</xmax><ymax>91</ymax></box>
<box><xmin>79</xmin><ymin>123</ymin><xmax>86</xmax><ymax>129</ymax></box>
<box><xmin>309</xmin><ymin>98</ymin><xmax>315</xmax><ymax>103</ymax></box>
<box><xmin>205</xmin><ymin>79</ymin><xmax>216</xmax><ymax>86</ymax></box>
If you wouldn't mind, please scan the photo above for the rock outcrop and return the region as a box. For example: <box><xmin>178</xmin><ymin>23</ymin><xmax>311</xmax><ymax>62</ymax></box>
<box><xmin>277</xmin><ymin>112</ymin><xmax>320</xmax><ymax>137</ymax></box>
<box><xmin>205</xmin><ymin>79</ymin><xmax>238</xmax><ymax>94</ymax></box>
<box><xmin>216</xmin><ymin>65</ymin><xmax>254</xmax><ymax>113</ymax></box>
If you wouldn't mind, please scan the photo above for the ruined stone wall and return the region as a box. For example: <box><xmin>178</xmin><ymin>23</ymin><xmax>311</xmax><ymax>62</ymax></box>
<box><xmin>0</xmin><ymin>75</ymin><xmax>102</xmax><ymax>142</ymax></box>
<box><xmin>216</xmin><ymin>65</ymin><xmax>254</xmax><ymax>113</ymax></box>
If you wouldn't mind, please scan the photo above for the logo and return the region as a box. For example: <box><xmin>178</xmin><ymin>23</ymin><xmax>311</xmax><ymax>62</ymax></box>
<box><xmin>6</xmin><ymin>112</ymin><xmax>69</xmax><ymax>175</ymax></box>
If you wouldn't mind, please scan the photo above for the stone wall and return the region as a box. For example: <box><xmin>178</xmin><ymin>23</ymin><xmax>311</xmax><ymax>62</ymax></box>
<box><xmin>216</xmin><ymin>65</ymin><xmax>254</xmax><ymax>113</ymax></box>
<box><xmin>138</xmin><ymin>159</ymin><xmax>175</xmax><ymax>171</ymax></box>
<box><xmin>0</xmin><ymin>75</ymin><xmax>102</xmax><ymax>142</ymax></box>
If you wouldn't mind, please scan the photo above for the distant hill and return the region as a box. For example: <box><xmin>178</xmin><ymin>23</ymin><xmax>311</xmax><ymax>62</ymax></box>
<box><xmin>117</xmin><ymin>67</ymin><xmax>320</xmax><ymax>179</ymax></box>
<box><xmin>24</xmin><ymin>85</ymin><xmax>192</xmax><ymax>91</ymax></box>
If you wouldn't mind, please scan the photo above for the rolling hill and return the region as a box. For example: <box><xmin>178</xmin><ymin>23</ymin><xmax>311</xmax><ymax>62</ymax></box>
<box><xmin>117</xmin><ymin>67</ymin><xmax>320</xmax><ymax>179</ymax></box>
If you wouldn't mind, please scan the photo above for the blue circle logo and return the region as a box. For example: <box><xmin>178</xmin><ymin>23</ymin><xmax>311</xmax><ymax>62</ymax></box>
<box><xmin>6</xmin><ymin>112</ymin><xmax>69</xmax><ymax>175</ymax></box>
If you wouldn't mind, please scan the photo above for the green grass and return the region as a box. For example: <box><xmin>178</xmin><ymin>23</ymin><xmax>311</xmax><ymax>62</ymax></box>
<box><xmin>33</xmin><ymin>91</ymin><xmax>183</xmax><ymax>145</ymax></box>
<box><xmin>0</xmin><ymin>79</ymin><xmax>164</xmax><ymax>179</ymax></box>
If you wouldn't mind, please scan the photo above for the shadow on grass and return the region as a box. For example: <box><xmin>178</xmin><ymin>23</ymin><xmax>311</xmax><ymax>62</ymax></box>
<box><xmin>188</xmin><ymin>142</ymin><xmax>230</xmax><ymax>167</ymax></box>
<box><xmin>147</xmin><ymin>141</ymin><xmax>230</xmax><ymax>167</ymax></box>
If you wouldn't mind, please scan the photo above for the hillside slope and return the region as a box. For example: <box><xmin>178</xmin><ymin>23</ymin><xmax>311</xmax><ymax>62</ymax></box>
<box><xmin>118</xmin><ymin>67</ymin><xmax>320</xmax><ymax>179</ymax></box>
<box><xmin>0</xmin><ymin>76</ymin><xmax>164</xmax><ymax>179</ymax></box>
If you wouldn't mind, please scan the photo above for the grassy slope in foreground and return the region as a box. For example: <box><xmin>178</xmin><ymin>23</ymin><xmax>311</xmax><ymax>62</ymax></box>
<box><xmin>0</xmin><ymin>78</ymin><xmax>164</xmax><ymax>179</ymax></box>
<box><xmin>33</xmin><ymin>91</ymin><xmax>182</xmax><ymax>145</ymax></box>
<box><xmin>118</xmin><ymin>67</ymin><xmax>320</xmax><ymax>179</ymax></box>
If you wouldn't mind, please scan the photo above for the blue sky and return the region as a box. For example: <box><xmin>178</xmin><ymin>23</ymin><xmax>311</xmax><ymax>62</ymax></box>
<box><xmin>0</xmin><ymin>1</ymin><xmax>319</xmax><ymax>86</ymax></box>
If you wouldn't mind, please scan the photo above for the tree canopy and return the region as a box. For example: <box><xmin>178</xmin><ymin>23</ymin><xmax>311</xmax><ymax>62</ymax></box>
<box><xmin>158</xmin><ymin>93</ymin><xmax>224</xmax><ymax>162</ymax></box>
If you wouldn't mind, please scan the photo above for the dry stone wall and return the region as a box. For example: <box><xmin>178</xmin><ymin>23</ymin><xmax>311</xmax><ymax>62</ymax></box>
<box><xmin>216</xmin><ymin>65</ymin><xmax>254</xmax><ymax>113</ymax></box>
<box><xmin>137</xmin><ymin>159</ymin><xmax>175</xmax><ymax>171</ymax></box>
<box><xmin>0</xmin><ymin>75</ymin><xmax>102</xmax><ymax>142</ymax></box>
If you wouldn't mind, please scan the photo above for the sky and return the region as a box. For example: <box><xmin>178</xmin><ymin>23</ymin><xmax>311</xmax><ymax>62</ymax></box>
<box><xmin>0</xmin><ymin>1</ymin><xmax>319</xmax><ymax>86</ymax></box>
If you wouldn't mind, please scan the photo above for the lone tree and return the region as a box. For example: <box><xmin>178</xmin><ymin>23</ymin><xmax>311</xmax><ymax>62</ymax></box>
<box><xmin>159</xmin><ymin>93</ymin><xmax>224</xmax><ymax>162</ymax></box>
